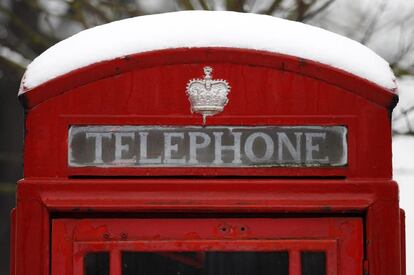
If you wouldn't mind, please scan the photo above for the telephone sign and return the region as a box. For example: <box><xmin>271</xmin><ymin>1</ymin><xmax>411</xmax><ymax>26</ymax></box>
<box><xmin>69</xmin><ymin>125</ymin><xmax>347</xmax><ymax>167</ymax></box>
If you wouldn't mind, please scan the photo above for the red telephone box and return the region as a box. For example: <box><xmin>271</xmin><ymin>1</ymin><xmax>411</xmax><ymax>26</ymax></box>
<box><xmin>12</xmin><ymin>11</ymin><xmax>405</xmax><ymax>275</ymax></box>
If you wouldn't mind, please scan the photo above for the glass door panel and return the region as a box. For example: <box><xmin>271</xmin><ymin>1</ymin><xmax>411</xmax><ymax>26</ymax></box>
<box><xmin>121</xmin><ymin>252</ymin><xmax>289</xmax><ymax>275</ymax></box>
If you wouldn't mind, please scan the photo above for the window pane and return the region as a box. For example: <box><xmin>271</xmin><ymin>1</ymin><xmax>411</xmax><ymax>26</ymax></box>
<box><xmin>301</xmin><ymin>252</ymin><xmax>326</xmax><ymax>275</ymax></box>
<box><xmin>122</xmin><ymin>252</ymin><xmax>288</xmax><ymax>275</ymax></box>
<box><xmin>84</xmin><ymin>252</ymin><xmax>109</xmax><ymax>275</ymax></box>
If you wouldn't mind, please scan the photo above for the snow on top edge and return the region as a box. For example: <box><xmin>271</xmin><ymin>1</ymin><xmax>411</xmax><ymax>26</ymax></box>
<box><xmin>18</xmin><ymin>10</ymin><xmax>397</xmax><ymax>95</ymax></box>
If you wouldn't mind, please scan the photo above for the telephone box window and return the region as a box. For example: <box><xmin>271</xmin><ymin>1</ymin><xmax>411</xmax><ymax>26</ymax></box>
<box><xmin>301</xmin><ymin>252</ymin><xmax>326</xmax><ymax>275</ymax></box>
<box><xmin>84</xmin><ymin>252</ymin><xmax>109</xmax><ymax>275</ymax></box>
<box><xmin>122</xmin><ymin>252</ymin><xmax>289</xmax><ymax>275</ymax></box>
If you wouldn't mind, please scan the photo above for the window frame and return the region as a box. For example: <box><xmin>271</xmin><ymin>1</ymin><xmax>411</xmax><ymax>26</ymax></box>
<box><xmin>51</xmin><ymin>217</ymin><xmax>362</xmax><ymax>275</ymax></box>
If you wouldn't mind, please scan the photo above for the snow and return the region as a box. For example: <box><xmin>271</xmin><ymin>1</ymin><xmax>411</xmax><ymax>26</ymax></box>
<box><xmin>393</xmin><ymin>76</ymin><xmax>414</xmax><ymax>134</ymax></box>
<box><xmin>394</xmin><ymin>135</ymin><xmax>414</xmax><ymax>174</ymax></box>
<box><xmin>393</xmin><ymin>74</ymin><xmax>414</xmax><ymax>274</ymax></box>
<box><xmin>393</xmin><ymin>135</ymin><xmax>414</xmax><ymax>274</ymax></box>
<box><xmin>19</xmin><ymin>10</ymin><xmax>396</xmax><ymax>95</ymax></box>
<box><xmin>397</xmin><ymin>77</ymin><xmax>414</xmax><ymax>107</ymax></box>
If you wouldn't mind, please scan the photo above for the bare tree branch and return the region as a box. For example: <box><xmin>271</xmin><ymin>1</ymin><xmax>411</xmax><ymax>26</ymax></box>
<box><xmin>0</xmin><ymin>36</ymin><xmax>33</xmax><ymax>61</ymax></box>
<box><xmin>302</xmin><ymin>0</ymin><xmax>335</xmax><ymax>22</ymax></box>
<box><xmin>198</xmin><ymin>0</ymin><xmax>211</xmax><ymax>10</ymax></box>
<box><xmin>83</xmin><ymin>1</ymin><xmax>112</xmax><ymax>24</ymax></box>
<box><xmin>262</xmin><ymin>0</ymin><xmax>284</xmax><ymax>15</ymax></box>
<box><xmin>68</xmin><ymin>1</ymin><xmax>90</xmax><ymax>28</ymax></box>
<box><xmin>226</xmin><ymin>0</ymin><xmax>246</xmax><ymax>12</ymax></box>
<box><xmin>359</xmin><ymin>0</ymin><xmax>387</xmax><ymax>45</ymax></box>
<box><xmin>0</xmin><ymin>54</ymin><xmax>26</xmax><ymax>77</ymax></box>
<box><xmin>0</xmin><ymin>3</ymin><xmax>57</xmax><ymax>53</ymax></box>
<box><xmin>288</xmin><ymin>0</ymin><xmax>317</xmax><ymax>22</ymax></box>
<box><xmin>175</xmin><ymin>0</ymin><xmax>196</xmax><ymax>10</ymax></box>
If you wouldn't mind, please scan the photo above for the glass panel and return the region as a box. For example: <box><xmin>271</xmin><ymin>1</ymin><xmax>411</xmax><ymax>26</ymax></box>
<box><xmin>301</xmin><ymin>252</ymin><xmax>326</xmax><ymax>275</ymax></box>
<box><xmin>84</xmin><ymin>252</ymin><xmax>109</xmax><ymax>275</ymax></box>
<box><xmin>122</xmin><ymin>252</ymin><xmax>288</xmax><ymax>275</ymax></box>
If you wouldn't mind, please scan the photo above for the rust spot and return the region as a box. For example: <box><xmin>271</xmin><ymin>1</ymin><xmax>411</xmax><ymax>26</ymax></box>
<box><xmin>218</xmin><ymin>224</ymin><xmax>231</xmax><ymax>234</ymax></box>
<box><xmin>235</xmin><ymin>225</ymin><xmax>249</xmax><ymax>236</ymax></box>
<box><xmin>103</xmin><ymin>232</ymin><xmax>110</xmax><ymax>240</ymax></box>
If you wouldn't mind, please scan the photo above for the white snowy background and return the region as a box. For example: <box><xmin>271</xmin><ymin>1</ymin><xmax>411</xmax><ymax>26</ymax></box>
<box><xmin>393</xmin><ymin>76</ymin><xmax>414</xmax><ymax>274</ymax></box>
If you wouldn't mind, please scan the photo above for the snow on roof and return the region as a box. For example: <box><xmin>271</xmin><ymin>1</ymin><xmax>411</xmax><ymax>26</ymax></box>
<box><xmin>19</xmin><ymin>10</ymin><xmax>397</xmax><ymax>95</ymax></box>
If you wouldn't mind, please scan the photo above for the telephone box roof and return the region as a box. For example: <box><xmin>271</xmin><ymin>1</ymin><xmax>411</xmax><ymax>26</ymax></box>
<box><xmin>19</xmin><ymin>10</ymin><xmax>397</xmax><ymax>95</ymax></box>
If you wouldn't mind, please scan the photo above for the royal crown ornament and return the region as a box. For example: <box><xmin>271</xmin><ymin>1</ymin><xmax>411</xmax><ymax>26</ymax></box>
<box><xmin>186</xmin><ymin>66</ymin><xmax>231</xmax><ymax>124</ymax></box>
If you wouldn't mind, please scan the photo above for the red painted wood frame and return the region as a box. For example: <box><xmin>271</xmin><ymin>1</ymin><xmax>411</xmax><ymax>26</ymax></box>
<box><xmin>20</xmin><ymin>48</ymin><xmax>396</xmax><ymax>178</ymax></box>
<box><xmin>16</xmin><ymin>48</ymin><xmax>402</xmax><ymax>275</ymax></box>
<box><xmin>14</xmin><ymin>179</ymin><xmax>401</xmax><ymax>275</ymax></box>
<box><xmin>52</xmin><ymin>218</ymin><xmax>361</xmax><ymax>275</ymax></box>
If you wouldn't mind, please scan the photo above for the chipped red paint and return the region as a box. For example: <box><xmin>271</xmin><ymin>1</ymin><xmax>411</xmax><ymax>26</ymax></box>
<box><xmin>15</xmin><ymin>179</ymin><xmax>402</xmax><ymax>275</ymax></box>
<box><xmin>12</xmin><ymin>48</ymin><xmax>404</xmax><ymax>275</ymax></box>
<box><xmin>54</xmin><ymin>218</ymin><xmax>358</xmax><ymax>275</ymax></box>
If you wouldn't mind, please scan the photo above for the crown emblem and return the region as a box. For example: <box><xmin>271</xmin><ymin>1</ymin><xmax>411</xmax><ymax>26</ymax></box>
<box><xmin>186</xmin><ymin>66</ymin><xmax>231</xmax><ymax>124</ymax></box>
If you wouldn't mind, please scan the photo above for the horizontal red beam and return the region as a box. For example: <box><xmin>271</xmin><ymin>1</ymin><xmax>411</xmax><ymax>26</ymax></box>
<box><xmin>18</xmin><ymin>179</ymin><xmax>398</xmax><ymax>213</ymax></box>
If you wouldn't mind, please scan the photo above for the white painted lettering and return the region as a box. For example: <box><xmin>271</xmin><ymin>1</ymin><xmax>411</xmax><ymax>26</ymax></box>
<box><xmin>305</xmin><ymin>132</ymin><xmax>329</xmax><ymax>163</ymax></box>
<box><xmin>138</xmin><ymin>132</ymin><xmax>161</xmax><ymax>164</ymax></box>
<box><xmin>213</xmin><ymin>132</ymin><xmax>242</xmax><ymax>164</ymax></box>
<box><xmin>245</xmin><ymin>132</ymin><xmax>274</xmax><ymax>162</ymax></box>
<box><xmin>188</xmin><ymin>132</ymin><xmax>211</xmax><ymax>164</ymax></box>
<box><xmin>164</xmin><ymin>132</ymin><xmax>186</xmax><ymax>164</ymax></box>
<box><xmin>277</xmin><ymin>132</ymin><xmax>302</xmax><ymax>162</ymax></box>
<box><xmin>86</xmin><ymin>132</ymin><xmax>112</xmax><ymax>164</ymax></box>
<box><xmin>114</xmin><ymin>132</ymin><xmax>135</xmax><ymax>163</ymax></box>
